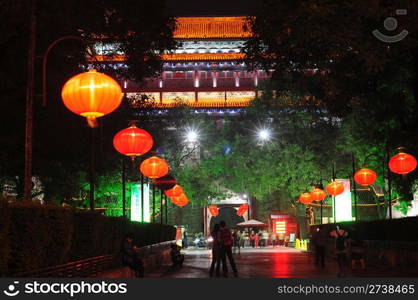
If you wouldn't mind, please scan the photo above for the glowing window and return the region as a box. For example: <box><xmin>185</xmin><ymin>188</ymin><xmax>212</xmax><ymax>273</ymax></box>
<box><xmin>275</xmin><ymin>221</ymin><xmax>286</xmax><ymax>234</ymax></box>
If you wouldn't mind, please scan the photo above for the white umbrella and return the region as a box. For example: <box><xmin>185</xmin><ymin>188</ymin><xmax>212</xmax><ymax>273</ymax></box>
<box><xmin>236</xmin><ymin>219</ymin><xmax>267</xmax><ymax>228</ymax></box>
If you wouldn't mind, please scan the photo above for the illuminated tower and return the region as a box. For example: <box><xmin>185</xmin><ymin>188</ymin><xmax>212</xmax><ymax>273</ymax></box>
<box><xmin>125</xmin><ymin>16</ymin><xmax>270</xmax><ymax>110</ymax></box>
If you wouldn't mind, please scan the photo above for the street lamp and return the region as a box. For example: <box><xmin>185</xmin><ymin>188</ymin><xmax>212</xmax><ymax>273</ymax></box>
<box><xmin>60</xmin><ymin>69</ymin><xmax>123</xmax><ymax>210</ymax></box>
<box><xmin>185</xmin><ymin>129</ymin><xmax>199</xmax><ymax>144</ymax></box>
<box><xmin>24</xmin><ymin>4</ymin><xmax>101</xmax><ymax>201</ymax></box>
<box><xmin>23</xmin><ymin>14</ymin><xmax>99</xmax><ymax>202</ymax></box>
<box><xmin>257</xmin><ymin>129</ymin><xmax>271</xmax><ymax>142</ymax></box>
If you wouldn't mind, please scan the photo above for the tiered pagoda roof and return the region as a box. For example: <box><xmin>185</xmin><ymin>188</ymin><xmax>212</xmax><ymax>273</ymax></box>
<box><xmin>173</xmin><ymin>16</ymin><xmax>251</xmax><ymax>39</ymax></box>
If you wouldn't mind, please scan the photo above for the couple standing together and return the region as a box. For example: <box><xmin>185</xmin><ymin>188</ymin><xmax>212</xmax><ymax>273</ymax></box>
<box><xmin>209</xmin><ymin>221</ymin><xmax>238</xmax><ymax>277</ymax></box>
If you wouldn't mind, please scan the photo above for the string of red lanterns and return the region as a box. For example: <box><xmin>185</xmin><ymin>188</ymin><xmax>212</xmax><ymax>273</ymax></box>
<box><xmin>299</xmin><ymin>149</ymin><xmax>417</xmax><ymax>207</ymax></box>
<box><xmin>61</xmin><ymin>72</ymin><xmax>418</xmax><ymax>215</ymax></box>
<box><xmin>113</xmin><ymin>125</ymin><xmax>190</xmax><ymax>208</ymax></box>
<box><xmin>299</xmin><ymin>182</ymin><xmax>343</xmax><ymax>206</ymax></box>
<box><xmin>62</xmin><ymin>69</ymin><xmax>192</xmax><ymax>211</ymax></box>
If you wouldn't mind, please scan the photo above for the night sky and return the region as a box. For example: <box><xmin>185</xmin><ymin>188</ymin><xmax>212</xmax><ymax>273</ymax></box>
<box><xmin>165</xmin><ymin>0</ymin><xmax>255</xmax><ymax>16</ymax></box>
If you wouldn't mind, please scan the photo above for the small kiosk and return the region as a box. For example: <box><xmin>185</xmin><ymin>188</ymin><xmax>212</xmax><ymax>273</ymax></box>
<box><xmin>269</xmin><ymin>213</ymin><xmax>299</xmax><ymax>246</ymax></box>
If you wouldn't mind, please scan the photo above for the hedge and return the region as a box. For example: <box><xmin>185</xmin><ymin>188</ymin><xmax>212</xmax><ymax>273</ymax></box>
<box><xmin>312</xmin><ymin>216</ymin><xmax>418</xmax><ymax>242</ymax></box>
<box><xmin>0</xmin><ymin>200</ymin><xmax>11</xmax><ymax>276</ymax></box>
<box><xmin>0</xmin><ymin>200</ymin><xmax>175</xmax><ymax>276</ymax></box>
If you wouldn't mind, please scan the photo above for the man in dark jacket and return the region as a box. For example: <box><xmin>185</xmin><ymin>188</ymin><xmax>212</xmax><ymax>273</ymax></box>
<box><xmin>121</xmin><ymin>233</ymin><xmax>135</xmax><ymax>278</ymax></box>
<box><xmin>218</xmin><ymin>221</ymin><xmax>238</xmax><ymax>277</ymax></box>
<box><xmin>330</xmin><ymin>226</ymin><xmax>349</xmax><ymax>276</ymax></box>
<box><xmin>312</xmin><ymin>227</ymin><xmax>327</xmax><ymax>268</ymax></box>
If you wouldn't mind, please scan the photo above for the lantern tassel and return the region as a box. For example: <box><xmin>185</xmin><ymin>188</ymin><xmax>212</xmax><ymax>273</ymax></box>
<box><xmin>86</xmin><ymin>117</ymin><xmax>99</xmax><ymax>128</ymax></box>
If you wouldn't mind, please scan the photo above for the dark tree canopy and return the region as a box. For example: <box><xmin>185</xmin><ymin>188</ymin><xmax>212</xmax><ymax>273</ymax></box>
<box><xmin>244</xmin><ymin>0</ymin><xmax>418</xmax><ymax>117</ymax></box>
<box><xmin>0</xmin><ymin>0</ymin><xmax>176</xmax><ymax>200</ymax></box>
<box><xmin>243</xmin><ymin>0</ymin><xmax>418</xmax><ymax>204</ymax></box>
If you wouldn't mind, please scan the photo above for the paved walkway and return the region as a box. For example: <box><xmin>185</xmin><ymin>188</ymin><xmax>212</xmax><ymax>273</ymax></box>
<box><xmin>147</xmin><ymin>246</ymin><xmax>417</xmax><ymax>278</ymax></box>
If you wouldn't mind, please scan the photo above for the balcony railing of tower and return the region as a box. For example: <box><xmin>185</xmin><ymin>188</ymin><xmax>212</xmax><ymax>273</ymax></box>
<box><xmin>160</xmin><ymin>70</ymin><xmax>269</xmax><ymax>79</ymax></box>
<box><xmin>162</xmin><ymin>62</ymin><xmax>248</xmax><ymax>71</ymax></box>
<box><xmin>125</xmin><ymin>91</ymin><xmax>321</xmax><ymax>109</ymax></box>
<box><xmin>128</xmin><ymin>99</ymin><xmax>321</xmax><ymax>109</ymax></box>
<box><xmin>131</xmin><ymin>108</ymin><xmax>246</xmax><ymax>117</ymax></box>
<box><xmin>132</xmin><ymin>80</ymin><xmax>263</xmax><ymax>91</ymax></box>
<box><xmin>92</xmin><ymin>52</ymin><xmax>247</xmax><ymax>62</ymax></box>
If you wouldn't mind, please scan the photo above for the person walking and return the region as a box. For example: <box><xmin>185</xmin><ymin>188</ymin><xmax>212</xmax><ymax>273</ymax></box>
<box><xmin>312</xmin><ymin>227</ymin><xmax>326</xmax><ymax>268</ymax></box>
<box><xmin>209</xmin><ymin>224</ymin><xmax>222</xmax><ymax>276</ymax></box>
<box><xmin>120</xmin><ymin>233</ymin><xmax>135</xmax><ymax>278</ymax></box>
<box><xmin>262</xmin><ymin>230</ymin><xmax>269</xmax><ymax>247</ymax></box>
<box><xmin>250</xmin><ymin>231</ymin><xmax>255</xmax><ymax>248</ymax></box>
<box><xmin>219</xmin><ymin>221</ymin><xmax>238</xmax><ymax>277</ymax></box>
<box><xmin>270</xmin><ymin>232</ymin><xmax>277</xmax><ymax>247</ymax></box>
<box><xmin>254</xmin><ymin>231</ymin><xmax>260</xmax><ymax>248</ymax></box>
<box><xmin>349</xmin><ymin>238</ymin><xmax>366</xmax><ymax>271</ymax></box>
<box><xmin>182</xmin><ymin>229</ymin><xmax>188</xmax><ymax>249</ymax></box>
<box><xmin>232</xmin><ymin>229</ymin><xmax>241</xmax><ymax>254</ymax></box>
<box><xmin>330</xmin><ymin>226</ymin><xmax>349</xmax><ymax>277</ymax></box>
<box><xmin>242</xmin><ymin>230</ymin><xmax>249</xmax><ymax>248</ymax></box>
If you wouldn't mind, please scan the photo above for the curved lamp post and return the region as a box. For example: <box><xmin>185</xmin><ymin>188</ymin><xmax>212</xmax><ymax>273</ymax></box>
<box><xmin>26</xmin><ymin>32</ymin><xmax>97</xmax><ymax>201</ymax></box>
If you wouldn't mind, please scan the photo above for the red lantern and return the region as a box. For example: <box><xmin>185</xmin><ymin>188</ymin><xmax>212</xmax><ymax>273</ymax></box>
<box><xmin>113</xmin><ymin>125</ymin><xmax>153</xmax><ymax>158</ymax></box>
<box><xmin>237</xmin><ymin>204</ymin><xmax>249</xmax><ymax>216</ymax></box>
<box><xmin>140</xmin><ymin>156</ymin><xmax>169</xmax><ymax>179</ymax></box>
<box><xmin>171</xmin><ymin>193</ymin><xmax>188</xmax><ymax>207</ymax></box>
<box><xmin>164</xmin><ymin>185</ymin><xmax>183</xmax><ymax>198</ymax></box>
<box><xmin>354</xmin><ymin>168</ymin><xmax>377</xmax><ymax>186</ymax></box>
<box><xmin>153</xmin><ymin>175</ymin><xmax>176</xmax><ymax>190</ymax></box>
<box><xmin>61</xmin><ymin>69</ymin><xmax>122</xmax><ymax>125</ymax></box>
<box><xmin>170</xmin><ymin>193</ymin><xmax>184</xmax><ymax>205</ymax></box>
<box><xmin>310</xmin><ymin>188</ymin><xmax>326</xmax><ymax>201</ymax></box>
<box><xmin>389</xmin><ymin>152</ymin><xmax>417</xmax><ymax>175</ymax></box>
<box><xmin>177</xmin><ymin>197</ymin><xmax>189</xmax><ymax>207</ymax></box>
<box><xmin>326</xmin><ymin>181</ymin><xmax>344</xmax><ymax>196</ymax></box>
<box><xmin>208</xmin><ymin>205</ymin><xmax>219</xmax><ymax>216</ymax></box>
<box><xmin>299</xmin><ymin>192</ymin><xmax>312</xmax><ymax>204</ymax></box>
